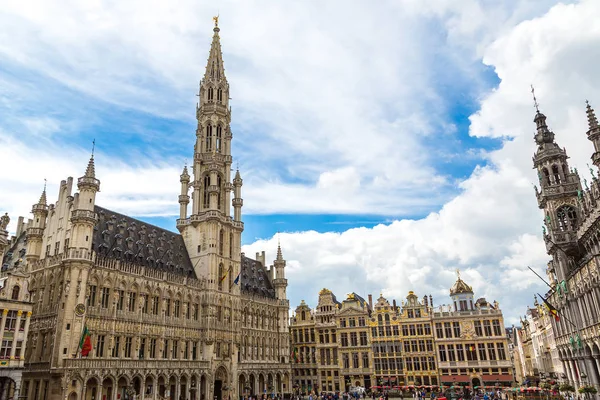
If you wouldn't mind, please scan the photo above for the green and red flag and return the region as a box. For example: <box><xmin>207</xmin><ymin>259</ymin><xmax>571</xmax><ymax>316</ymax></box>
<box><xmin>79</xmin><ymin>325</ymin><xmax>92</xmax><ymax>357</ymax></box>
<box><xmin>290</xmin><ymin>347</ymin><xmax>299</xmax><ymax>363</ymax></box>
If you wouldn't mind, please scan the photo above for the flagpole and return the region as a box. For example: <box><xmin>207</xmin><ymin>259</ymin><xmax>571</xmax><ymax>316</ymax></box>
<box><xmin>527</xmin><ymin>266</ymin><xmax>578</xmax><ymax>328</ymax></box>
<box><xmin>527</xmin><ymin>266</ymin><xmax>552</xmax><ymax>288</ymax></box>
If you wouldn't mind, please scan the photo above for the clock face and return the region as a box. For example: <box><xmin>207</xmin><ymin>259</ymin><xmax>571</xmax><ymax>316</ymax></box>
<box><xmin>75</xmin><ymin>303</ymin><xmax>86</xmax><ymax>317</ymax></box>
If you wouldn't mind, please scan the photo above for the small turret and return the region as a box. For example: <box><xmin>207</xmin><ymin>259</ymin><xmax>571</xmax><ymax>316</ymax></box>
<box><xmin>232</xmin><ymin>168</ymin><xmax>243</xmax><ymax>221</ymax></box>
<box><xmin>178</xmin><ymin>165</ymin><xmax>190</xmax><ymax>222</ymax></box>
<box><xmin>70</xmin><ymin>153</ymin><xmax>100</xmax><ymax>250</ymax></box>
<box><xmin>25</xmin><ymin>184</ymin><xmax>49</xmax><ymax>265</ymax></box>
<box><xmin>273</xmin><ymin>237</ymin><xmax>288</xmax><ymax>300</ymax></box>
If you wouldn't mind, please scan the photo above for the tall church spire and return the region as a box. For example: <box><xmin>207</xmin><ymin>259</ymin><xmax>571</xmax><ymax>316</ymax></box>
<box><xmin>203</xmin><ymin>16</ymin><xmax>227</xmax><ymax>84</ymax></box>
<box><xmin>181</xmin><ymin>20</ymin><xmax>242</xmax><ymax>294</ymax></box>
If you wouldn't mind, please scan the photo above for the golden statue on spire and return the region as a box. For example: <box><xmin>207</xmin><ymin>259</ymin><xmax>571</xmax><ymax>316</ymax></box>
<box><xmin>456</xmin><ymin>268</ymin><xmax>461</xmax><ymax>279</ymax></box>
<box><xmin>213</xmin><ymin>15</ymin><xmax>219</xmax><ymax>27</ymax></box>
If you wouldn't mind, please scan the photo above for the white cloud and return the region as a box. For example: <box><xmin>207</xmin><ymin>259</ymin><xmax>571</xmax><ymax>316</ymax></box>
<box><xmin>242</xmin><ymin>0</ymin><xmax>599</xmax><ymax>324</ymax></box>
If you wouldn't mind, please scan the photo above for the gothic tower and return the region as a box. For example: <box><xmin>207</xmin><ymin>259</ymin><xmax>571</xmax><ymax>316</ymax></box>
<box><xmin>532</xmin><ymin>103</ymin><xmax>582</xmax><ymax>282</ymax></box>
<box><xmin>178</xmin><ymin>18</ymin><xmax>243</xmax><ymax>296</ymax></box>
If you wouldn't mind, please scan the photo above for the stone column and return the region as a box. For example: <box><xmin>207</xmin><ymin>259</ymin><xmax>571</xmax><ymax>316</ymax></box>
<box><xmin>82</xmin><ymin>384</ymin><xmax>87</xmax><ymax>400</ymax></box>
<box><xmin>22</xmin><ymin>312</ymin><xmax>32</xmax><ymax>360</ymax></box>
<box><xmin>185</xmin><ymin>379</ymin><xmax>191</xmax><ymax>400</ymax></box>
<box><xmin>586</xmin><ymin>357</ymin><xmax>599</xmax><ymax>387</ymax></box>
<box><xmin>10</xmin><ymin>310</ymin><xmax>23</xmax><ymax>359</ymax></box>
<box><xmin>175</xmin><ymin>376</ymin><xmax>180</xmax><ymax>400</ymax></box>
<box><xmin>13</xmin><ymin>380</ymin><xmax>21</xmax><ymax>400</ymax></box>
<box><xmin>153</xmin><ymin>375</ymin><xmax>157</xmax><ymax>400</ymax></box>
<box><xmin>98</xmin><ymin>383</ymin><xmax>103</xmax><ymax>400</ymax></box>
<box><xmin>0</xmin><ymin>309</ymin><xmax>9</xmax><ymax>338</ymax></box>
<box><xmin>140</xmin><ymin>376</ymin><xmax>145</xmax><ymax>400</ymax></box>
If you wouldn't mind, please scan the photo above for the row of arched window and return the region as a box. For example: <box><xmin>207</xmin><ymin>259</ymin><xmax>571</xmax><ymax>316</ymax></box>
<box><xmin>241</xmin><ymin>335</ymin><xmax>282</xmax><ymax>361</ymax></box>
<box><xmin>207</xmin><ymin>87</ymin><xmax>224</xmax><ymax>103</ymax></box>
<box><xmin>200</xmin><ymin>174</ymin><xmax>227</xmax><ymax>212</ymax></box>
<box><xmin>540</xmin><ymin>164</ymin><xmax>568</xmax><ymax>186</ymax></box>
<box><xmin>204</xmin><ymin>124</ymin><xmax>224</xmax><ymax>153</ymax></box>
<box><xmin>242</xmin><ymin>307</ymin><xmax>279</xmax><ymax>330</ymax></box>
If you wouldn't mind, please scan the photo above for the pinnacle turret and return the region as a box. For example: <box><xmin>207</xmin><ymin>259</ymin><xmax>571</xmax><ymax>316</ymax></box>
<box><xmin>180</xmin><ymin>165</ymin><xmax>190</xmax><ymax>181</ymax></box>
<box><xmin>84</xmin><ymin>156</ymin><xmax>95</xmax><ymax>178</ymax></box>
<box><xmin>587</xmin><ymin>101</ymin><xmax>599</xmax><ymax>131</ymax></box>
<box><xmin>276</xmin><ymin>242</ymin><xmax>283</xmax><ymax>261</ymax></box>
<box><xmin>38</xmin><ymin>182</ymin><xmax>47</xmax><ymax>206</ymax></box>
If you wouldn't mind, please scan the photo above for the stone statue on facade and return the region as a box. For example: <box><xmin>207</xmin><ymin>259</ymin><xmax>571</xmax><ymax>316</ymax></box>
<box><xmin>0</xmin><ymin>213</ymin><xmax>9</xmax><ymax>230</ymax></box>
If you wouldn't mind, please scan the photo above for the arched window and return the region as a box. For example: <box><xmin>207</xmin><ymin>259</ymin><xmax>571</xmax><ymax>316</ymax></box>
<box><xmin>203</xmin><ymin>176</ymin><xmax>210</xmax><ymax>209</ymax></box>
<box><xmin>216</xmin><ymin>125</ymin><xmax>222</xmax><ymax>153</ymax></box>
<box><xmin>205</xmin><ymin>125</ymin><xmax>213</xmax><ymax>151</ymax></box>
<box><xmin>228</xmin><ymin>265</ymin><xmax>233</xmax><ymax>291</ymax></box>
<box><xmin>11</xmin><ymin>285</ymin><xmax>20</xmax><ymax>300</ymax></box>
<box><xmin>218</xmin><ymin>263</ymin><xmax>224</xmax><ymax>291</ymax></box>
<box><xmin>377</xmin><ymin>314</ymin><xmax>382</xmax><ymax>324</ymax></box>
<box><xmin>542</xmin><ymin>168</ymin><xmax>551</xmax><ymax>186</ymax></box>
<box><xmin>552</xmin><ymin>165</ymin><xmax>561</xmax><ymax>185</ymax></box>
<box><xmin>229</xmin><ymin>232</ymin><xmax>234</xmax><ymax>258</ymax></box>
<box><xmin>217</xmin><ymin>88</ymin><xmax>223</xmax><ymax>102</ymax></box>
<box><xmin>301</xmin><ymin>311</ymin><xmax>306</xmax><ymax>320</ymax></box>
<box><xmin>557</xmin><ymin>206</ymin><xmax>577</xmax><ymax>231</ymax></box>
<box><xmin>563</xmin><ymin>164</ymin><xmax>569</xmax><ymax>177</ymax></box>
<box><xmin>219</xmin><ymin>229</ymin><xmax>224</xmax><ymax>256</ymax></box>
<box><xmin>208</xmin><ymin>87</ymin><xmax>214</xmax><ymax>101</ymax></box>
<box><xmin>384</xmin><ymin>314</ymin><xmax>390</xmax><ymax>324</ymax></box>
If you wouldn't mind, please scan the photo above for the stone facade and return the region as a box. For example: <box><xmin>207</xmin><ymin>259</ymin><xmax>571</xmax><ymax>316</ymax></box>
<box><xmin>337</xmin><ymin>294</ymin><xmax>371</xmax><ymax>391</ymax></box>
<box><xmin>289</xmin><ymin>290</ymin><xmax>439</xmax><ymax>392</ymax></box>
<box><xmin>432</xmin><ymin>273</ymin><xmax>513</xmax><ymax>387</ymax></box>
<box><xmin>531</xmin><ymin>101</ymin><xmax>600</xmax><ymax>389</ymax></box>
<box><xmin>1</xmin><ymin>19</ymin><xmax>290</xmax><ymax>400</ymax></box>
<box><xmin>0</xmin><ymin>217</ymin><xmax>34</xmax><ymax>400</ymax></box>
<box><xmin>512</xmin><ymin>302</ymin><xmax>563</xmax><ymax>385</ymax></box>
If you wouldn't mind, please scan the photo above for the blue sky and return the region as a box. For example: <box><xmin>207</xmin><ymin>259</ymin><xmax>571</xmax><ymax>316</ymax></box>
<box><xmin>2</xmin><ymin>0</ymin><xmax>598</xmax><ymax>324</ymax></box>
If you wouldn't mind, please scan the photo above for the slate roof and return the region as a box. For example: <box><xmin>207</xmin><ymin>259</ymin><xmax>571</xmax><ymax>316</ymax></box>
<box><xmin>93</xmin><ymin>206</ymin><xmax>195</xmax><ymax>278</ymax></box>
<box><xmin>240</xmin><ymin>255</ymin><xmax>275</xmax><ymax>299</ymax></box>
<box><xmin>1</xmin><ymin>232</ymin><xmax>27</xmax><ymax>271</ymax></box>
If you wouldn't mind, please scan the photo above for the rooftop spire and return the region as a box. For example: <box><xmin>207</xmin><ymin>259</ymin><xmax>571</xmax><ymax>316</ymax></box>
<box><xmin>84</xmin><ymin>139</ymin><xmax>96</xmax><ymax>178</ymax></box>
<box><xmin>203</xmin><ymin>16</ymin><xmax>227</xmax><ymax>83</ymax></box>
<box><xmin>276</xmin><ymin>231</ymin><xmax>283</xmax><ymax>261</ymax></box>
<box><xmin>531</xmin><ymin>85</ymin><xmax>540</xmax><ymax>113</ymax></box>
<box><xmin>530</xmin><ymin>88</ymin><xmax>555</xmax><ymax>145</ymax></box>
<box><xmin>38</xmin><ymin>179</ymin><xmax>47</xmax><ymax>206</ymax></box>
<box><xmin>85</xmin><ymin>155</ymin><xmax>96</xmax><ymax>178</ymax></box>
<box><xmin>586</xmin><ymin>100</ymin><xmax>598</xmax><ymax>130</ymax></box>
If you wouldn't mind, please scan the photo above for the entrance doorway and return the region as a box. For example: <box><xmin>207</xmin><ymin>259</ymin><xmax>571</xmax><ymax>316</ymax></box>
<box><xmin>214</xmin><ymin>380</ymin><xmax>223</xmax><ymax>400</ymax></box>
<box><xmin>471</xmin><ymin>378</ymin><xmax>481</xmax><ymax>388</ymax></box>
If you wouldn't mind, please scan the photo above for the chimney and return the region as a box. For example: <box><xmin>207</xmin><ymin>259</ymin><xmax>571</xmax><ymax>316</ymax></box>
<box><xmin>429</xmin><ymin>295</ymin><xmax>433</xmax><ymax>307</ymax></box>
<box><xmin>424</xmin><ymin>296</ymin><xmax>428</xmax><ymax>307</ymax></box>
<box><xmin>392</xmin><ymin>299</ymin><xmax>397</xmax><ymax>310</ymax></box>
<box><xmin>368</xmin><ymin>294</ymin><xmax>373</xmax><ymax>310</ymax></box>
<box><xmin>16</xmin><ymin>216</ymin><xmax>24</xmax><ymax>237</ymax></box>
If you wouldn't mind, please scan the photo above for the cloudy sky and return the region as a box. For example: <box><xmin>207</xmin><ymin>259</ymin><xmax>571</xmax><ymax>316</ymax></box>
<box><xmin>1</xmin><ymin>0</ymin><xmax>597</xmax><ymax>324</ymax></box>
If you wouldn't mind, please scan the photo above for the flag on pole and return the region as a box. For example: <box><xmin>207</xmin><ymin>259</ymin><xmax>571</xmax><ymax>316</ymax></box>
<box><xmin>233</xmin><ymin>273</ymin><xmax>240</xmax><ymax>285</ymax></box>
<box><xmin>290</xmin><ymin>347</ymin><xmax>299</xmax><ymax>363</ymax></box>
<box><xmin>537</xmin><ymin>293</ymin><xmax>560</xmax><ymax>321</ymax></box>
<box><xmin>220</xmin><ymin>267</ymin><xmax>231</xmax><ymax>283</ymax></box>
<box><xmin>79</xmin><ymin>325</ymin><xmax>92</xmax><ymax>357</ymax></box>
